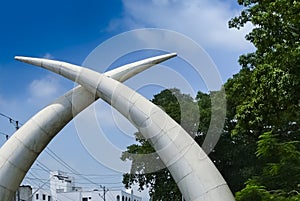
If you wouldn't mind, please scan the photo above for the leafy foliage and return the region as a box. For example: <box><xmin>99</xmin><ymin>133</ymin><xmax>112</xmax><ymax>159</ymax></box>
<box><xmin>121</xmin><ymin>88</ymin><xmax>259</xmax><ymax>199</ymax></box>
<box><xmin>121</xmin><ymin>89</ymin><xmax>197</xmax><ymax>200</ymax></box>
<box><xmin>229</xmin><ymin>0</ymin><xmax>300</xmax><ymax>200</ymax></box>
<box><xmin>121</xmin><ymin>132</ymin><xmax>182</xmax><ymax>200</ymax></box>
<box><xmin>122</xmin><ymin>1</ymin><xmax>300</xmax><ymax>200</ymax></box>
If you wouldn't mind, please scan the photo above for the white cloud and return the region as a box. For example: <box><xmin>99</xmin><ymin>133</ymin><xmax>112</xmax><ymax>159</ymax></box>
<box><xmin>112</xmin><ymin>0</ymin><xmax>253</xmax><ymax>52</ymax></box>
<box><xmin>27</xmin><ymin>75</ymin><xmax>63</xmax><ymax>105</ymax></box>
<box><xmin>43</xmin><ymin>53</ymin><xmax>54</xmax><ymax>59</ymax></box>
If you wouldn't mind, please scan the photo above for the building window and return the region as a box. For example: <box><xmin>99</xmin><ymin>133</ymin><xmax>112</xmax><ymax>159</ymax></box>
<box><xmin>122</xmin><ymin>195</ymin><xmax>124</xmax><ymax>201</ymax></box>
<box><xmin>82</xmin><ymin>198</ymin><xmax>88</xmax><ymax>201</ymax></box>
<box><xmin>36</xmin><ymin>193</ymin><xmax>39</xmax><ymax>200</ymax></box>
<box><xmin>43</xmin><ymin>194</ymin><xmax>46</xmax><ymax>200</ymax></box>
<box><xmin>48</xmin><ymin>195</ymin><xmax>51</xmax><ymax>201</ymax></box>
<box><xmin>116</xmin><ymin>195</ymin><xmax>120</xmax><ymax>201</ymax></box>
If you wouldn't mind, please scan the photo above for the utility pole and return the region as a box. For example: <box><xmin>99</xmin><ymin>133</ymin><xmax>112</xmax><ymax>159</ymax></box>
<box><xmin>99</xmin><ymin>185</ymin><xmax>109</xmax><ymax>201</ymax></box>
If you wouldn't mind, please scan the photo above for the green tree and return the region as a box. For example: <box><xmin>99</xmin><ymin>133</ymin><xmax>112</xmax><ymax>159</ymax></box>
<box><xmin>121</xmin><ymin>88</ymin><xmax>252</xmax><ymax>199</ymax></box>
<box><xmin>221</xmin><ymin>69</ymin><xmax>263</xmax><ymax>193</ymax></box>
<box><xmin>229</xmin><ymin>0</ymin><xmax>300</xmax><ymax>199</ymax></box>
<box><xmin>122</xmin><ymin>87</ymin><xmax>257</xmax><ymax>200</ymax></box>
<box><xmin>121</xmin><ymin>89</ymin><xmax>198</xmax><ymax>200</ymax></box>
<box><xmin>121</xmin><ymin>132</ymin><xmax>182</xmax><ymax>200</ymax></box>
<box><xmin>122</xmin><ymin>2</ymin><xmax>300</xmax><ymax>198</ymax></box>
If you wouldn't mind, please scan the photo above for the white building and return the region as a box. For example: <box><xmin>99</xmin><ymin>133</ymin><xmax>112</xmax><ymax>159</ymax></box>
<box><xmin>32</xmin><ymin>188</ymin><xmax>52</xmax><ymax>201</ymax></box>
<box><xmin>49</xmin><ymin>170</ymin><xmax>77</xmax><ymax>200</ymax></box>
<box><xmin>29</xmin><ymin>170</ymin><xmax>142</xmax><ymax>201</ymax></box>
<box><xmin>56</xmin><ymin>189</ymin><xmax>142</xmax><ymax>201</ymax></box>
<box><xmin>110</xmin><ymin>190</ymin><xmax>142</xmax><ymax>201</ymax></box>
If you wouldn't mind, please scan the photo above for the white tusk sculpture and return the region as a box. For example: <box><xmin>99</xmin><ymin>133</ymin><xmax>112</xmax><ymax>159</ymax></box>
<box><xmin>0</xmin><ymin>53</ymin><xmax>176</xmax><ymax>201</ymax></box>
<box><xmin>22</xmin><ymin>57</ymin><xmax>235</xmax><ymax>201</ymax></box>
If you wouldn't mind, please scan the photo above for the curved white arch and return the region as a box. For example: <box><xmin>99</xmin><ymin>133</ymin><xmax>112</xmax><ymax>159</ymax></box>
<box><xmin>0</xmin><ymin>53</ymin><xmax>175</xmax><ymax>201</ymax></box>
<box><xmin>27</xmin><ymin>58</ymin><xmax>235</xmax><ymax>200</ymax></box>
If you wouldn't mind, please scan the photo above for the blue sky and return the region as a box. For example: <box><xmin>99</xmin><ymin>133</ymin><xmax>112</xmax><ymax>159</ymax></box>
<box><xmin>0</xmin><ymin>0</ymin><xmax>254</xmax><ymax>199</ymax></box>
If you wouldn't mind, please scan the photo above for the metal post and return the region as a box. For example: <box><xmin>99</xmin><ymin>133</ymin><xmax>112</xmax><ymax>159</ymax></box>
<box><xmin>99</xmin><ymin>185</ymin><xmax>109</xmax><ymax>201</ymax></box>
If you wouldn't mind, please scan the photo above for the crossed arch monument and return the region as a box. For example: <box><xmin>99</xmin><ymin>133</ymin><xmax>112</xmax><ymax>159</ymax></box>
<box><xmin>0</xmin><ymin>53</ymin><xmax>235</xmax><ymax>201</ymax></box>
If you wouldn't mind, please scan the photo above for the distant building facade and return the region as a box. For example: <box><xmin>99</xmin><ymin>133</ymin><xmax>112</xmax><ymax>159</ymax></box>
<box><xmin>14</xmin><ymin>185</ymin><xmax>32</xmax><ymax>201</ymax></box>
<box><xmin>49</xmin><ymin>170</ymin><xmax>77</xmax><ymax>200</ymax></box>
<box><xmin>19</xmin><ymin>170</ymin><xmax>142</xmax><ymax>201</ymax></box>
<box><xmin>56</xmin><ymin>189</ymin><xmax>142</xmax><ymax>201</ymax></box>
<box><xmin>31</xmin><ymin>188</ymin><xmax>52</xmax><ymax>201</ymax></box>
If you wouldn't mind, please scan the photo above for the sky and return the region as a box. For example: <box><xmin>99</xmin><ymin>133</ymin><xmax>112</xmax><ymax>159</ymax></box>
<box><xmin>0</xmin><ymin>0</ymin><xmax>254</xmax><ymax>200</ymax></box>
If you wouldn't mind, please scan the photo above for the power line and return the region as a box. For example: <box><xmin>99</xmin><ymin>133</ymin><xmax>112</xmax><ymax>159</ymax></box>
<box><xmin>65</xmin><ymin>172</ymin><xmax>122</xmax><ymax>178</ymax></box>
<box><xmin>0</xmin><ymin>112</ymin><xmax>23</xmax><ymax>140</ymax></box>
<box><xmin>25</xmin><ymin>174</ymin><xmax>54</xmax><ymax>201</ymax></box>
<box><xmin>0</xmin><ymin>111</ymin><xmax>127</xmax><ymax>197</ymax></box>
<box><xmin>0</xmin><ymin>112</ymin><xmax>56</xmax><ymax>199</ymax></box>
<box><xmin>0</xmin><ymin>131</ymin><xmax>9</xmax><ymax>140</ymax></box>
<box><xmin>44</xmin><ymin>147</ymin><xmax>109</xmax><ymax>188</ymax></box>
<box><xmin>74</xmin><ymin>181</ymin><xmax>123</xmax><ymax>185</ymax></box>
<box><xmin>43</xmin><ymin>148</ymin><xmax>125</xmax><ymax>201</ymax></box>
<box><xmin>0</xmin><ymin>112</ymin><xmax>22</xmax><ymax>130</ymax></box>
<box><xmin>45</xmin><ymin>148</ymin><xmax>78</xmax><ymax>173</ymax></box>
<box><xmin>36</xmin><ymin>161</ymin><xmax>52</xmax><ymax>173</ymax></box>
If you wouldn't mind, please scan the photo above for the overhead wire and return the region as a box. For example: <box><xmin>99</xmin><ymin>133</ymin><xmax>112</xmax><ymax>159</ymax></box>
<box><xmin>26</xmin><ymin>165</ymin><xmax>78</xmax><ymax>201</ymax></box>
<box><xmin>43</xmin><ymin>148</ymin><xmax>102</xmax><ymax>187</ymax></box>
<box><xmin>0</xmin><ymin>112</ymin><xmax>127</xmax><ymax>197</ymax></box>
<box><xmin>25</xmin><ymin>174</ymin><xmax>54</xmax><ymax>201</ymax></box>
<box><xmin>0</xmin><ymin>115</ymin><xmax>85</xmax><ymax>201</ymax></box>
<box><xmin>36</xmin><ymin>161</ymin><xmax>52</xmax><ymax>173</ymax></box>
<box><xmin>0</xmin><ymin>112</ymin><xmax>21</xmax><ymax>129</ymax></box>
<box><xmin>0</xmin><ymin>131</ymin><xmax>9</xmax><ymax>140</ymax></box>
<box><xmin>0</xmin><ymin>113</ymin><xmax>53</xmax><ymax>191</ymax></box>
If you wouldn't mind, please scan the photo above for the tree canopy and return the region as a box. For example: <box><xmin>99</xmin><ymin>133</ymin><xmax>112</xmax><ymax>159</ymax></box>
<box><xmin>228</xmin><ymin>0</ymin><xmax>300</xmax><ymax>200</ymax></box>
<box><xmin>122</xmin><ymin>0</ymin><xmax>300</xmax><ymax>200</ymax></box>
<box><xmin>121</xmin><ymin>89</ymin><xmax>197</xmax><ymax>200</ymax></box>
